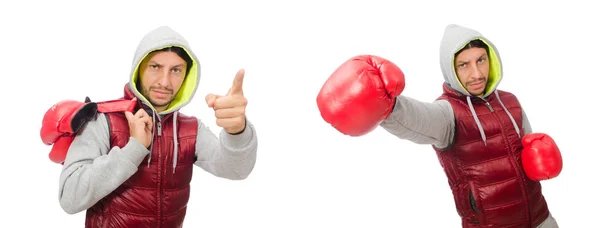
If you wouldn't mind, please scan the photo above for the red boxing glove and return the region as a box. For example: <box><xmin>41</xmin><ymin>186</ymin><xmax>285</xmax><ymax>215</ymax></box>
<box><xmin>48</xmin><ymin>136</ymin><xmax>75</xmax><ymax>164</ymax></box>
<box><xmin>40</xmin><ymin>99</ymin><xmax>98</xmax><ymax>145</ymax></box>
<box><xmin>316</xmin><ymin>55</ymin><xmax>406</xmax><ymax>136</ymax></box>
<box><xmin>521</xmin><ymin>133</ymin><xmax>563</xmax><ymax>181</ymax></box>
<box><xmin>41</xmin><ymin>97</ymin><xmax>138</xmax><ymax>164</ymax></box>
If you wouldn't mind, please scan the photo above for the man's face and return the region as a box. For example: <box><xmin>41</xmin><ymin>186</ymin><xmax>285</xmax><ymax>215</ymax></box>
<box><xmin>139</xmin><ymin>51</ymin><xmax>187</xmax><ymax>111</ymax></box>
<box><xmin>454</xmin><ymin>47</ymin><xmax>489</xmax><ymax>96</ymax></box>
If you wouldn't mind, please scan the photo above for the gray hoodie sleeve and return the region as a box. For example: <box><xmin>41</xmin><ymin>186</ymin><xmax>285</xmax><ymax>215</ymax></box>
<box><xmin>58</xmin><ymin>113</ymin><xmax>150</xmax><ymax>214</ymax></box>
<box><xmin>379</xmin><ymin>95</ymin><xmax>455</xmax><ymax>149</ymax></box>
<box><xmin>522</xmin><ymin>109</ymin><xmax>532</xmax><ymax>135</ymax></box>
<box><xmin>194</xmin><ymin>118</ymin><xmax>258</xmax><ymax>180</ymax></box>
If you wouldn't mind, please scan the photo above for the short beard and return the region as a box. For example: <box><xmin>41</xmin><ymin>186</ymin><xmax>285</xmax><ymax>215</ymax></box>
<box><xmin>141</xmin><ymin>87</ymin><xmax>173</xmax><ymax>109</ymax></box>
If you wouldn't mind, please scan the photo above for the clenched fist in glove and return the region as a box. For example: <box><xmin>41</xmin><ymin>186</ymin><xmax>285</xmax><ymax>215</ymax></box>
<box><xmin>521</xmin><ymin>133</ymin><xmax>563</xmax><ymax>181</ymax></box>
<box><xmin>316</xmin><ymin>55</ymin><xmax>406</xmax><ymax>136</ymax></box>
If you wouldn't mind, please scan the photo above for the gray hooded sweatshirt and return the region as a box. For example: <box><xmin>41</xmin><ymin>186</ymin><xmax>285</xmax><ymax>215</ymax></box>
<box><xmin>58</xmin><ymin>26</ymin><xmax>258</xmax><ymax>215</ymax></box>
<box><xmin>380</xmin><ymin>24</ymin><xmax>532</xmax><ymax>149</ymax></box>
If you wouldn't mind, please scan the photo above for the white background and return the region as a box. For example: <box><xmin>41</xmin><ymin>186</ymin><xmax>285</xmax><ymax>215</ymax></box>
<box><xmin>1</xmin><ymin>0</ymin><xmax>598</xmax><ymax>227</ymax></box>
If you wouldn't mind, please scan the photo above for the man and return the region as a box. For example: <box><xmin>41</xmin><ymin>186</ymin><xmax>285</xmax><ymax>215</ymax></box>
<box><xmin>56</xmin><ymin>26</ymin><xmax>258</xmax><ymax>227</ymax></box>
<box><xmin>317</xmin><ymin>24</ymin><xmax>562</xmax><ymax>227</ymax></box>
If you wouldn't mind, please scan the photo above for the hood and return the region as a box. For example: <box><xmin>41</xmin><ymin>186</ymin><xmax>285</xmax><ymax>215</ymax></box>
<box><xmin>127</xmin><ymin>26</ymin><xmax>200</xmax><ymax>174</ymax></box>
<box><xmin>439</xmin><ymin>24</ymin><xmax>503</xmax><ymax>98</ymax></box>
<box><xmin>128</xmin><ymin>26</ymin><xmax>201</xmax><ymax>115</ymax></box>
<box><xmin>439</xmin><ymin>24</ymin><xmax>522</xmax><ymax>146</ymax></box>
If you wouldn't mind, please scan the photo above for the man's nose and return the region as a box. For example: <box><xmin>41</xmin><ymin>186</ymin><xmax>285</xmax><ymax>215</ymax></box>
<box><xmin>471</xmin><ymin>65</ymin><xmax>484</xmax><ymax>79</ymax></box>
<box><xmin>157</xmin><ymin>70</ymin><xmax>169</xmax><ymax>86</ymax></box>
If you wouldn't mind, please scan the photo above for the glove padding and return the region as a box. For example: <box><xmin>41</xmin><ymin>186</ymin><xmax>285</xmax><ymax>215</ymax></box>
<box><xmin>521</xmin><ymin>133</ymin><xmax>563</xmax><ymax>181</ymax></box>
<box><xmin>41</xmin><ymin>97</ymin><xmax>138</xmax><ymax>164</ymax></box>
<box><xmin>317</xmin><ymin>55</ymin><xmax>406</xmax><ymax>136</ymax></box>
<box><xmin>40</xmin><ymin>98</ymin><xmax>98</xmax><ymax>145</ymax></box>
<box><xmin>48</xmin><ymin>136</ymin><xmax>75</xmax><ymax>164</ymax></box>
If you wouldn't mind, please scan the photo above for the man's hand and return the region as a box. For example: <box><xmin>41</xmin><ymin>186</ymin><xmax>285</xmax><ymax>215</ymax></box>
<box><xmin>205</xmin><ymin>69</ymin><xmax>248</xmax><ymax>134</ymax></box>
<box><xmin>125</xmin><ymin>109</ymin><xmax>153</xmax><ymax>148</ymax></box>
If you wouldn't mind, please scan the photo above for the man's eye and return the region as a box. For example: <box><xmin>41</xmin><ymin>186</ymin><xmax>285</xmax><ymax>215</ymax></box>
<box><xmin>172</xmin><ymin>68</ymin><xmax>181</xmax><ymax>73</ymax></box>
<box><xmin>149</xmin><ymin>65</ymin><xmax>159</xmax><ymax>69</ymax></box>
<box><xmin>458</xmin><ymin>63</ymin><xmax>466</xmax><ymax>68</ymax></box>
<box><xmin>478</xmin><ymin>58</ymin><xmax>486</xmax><ymax>63</ymax></box>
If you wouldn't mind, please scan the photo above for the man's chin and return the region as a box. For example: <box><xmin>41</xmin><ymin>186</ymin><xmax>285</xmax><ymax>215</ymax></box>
<box><xmin>148</xmin><ymin>99</ymin><xmax>172</xmax><ymax>109</ymax></box>
<box><xmin>467</xmin><ymin>90</ymin><xmax>485</xmax><ymax>97</ymax></box>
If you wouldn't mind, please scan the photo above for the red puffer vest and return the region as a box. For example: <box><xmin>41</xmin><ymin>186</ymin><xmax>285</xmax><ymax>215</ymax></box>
<box><xmin>85</xmin><ymin>86</ymin><xmax>198</xmax><ymax>228</ymax></box>
<box><xmin>433</xmin><ymin>84</ymin><xmax>549</xmax><ymax>228</ymax></box>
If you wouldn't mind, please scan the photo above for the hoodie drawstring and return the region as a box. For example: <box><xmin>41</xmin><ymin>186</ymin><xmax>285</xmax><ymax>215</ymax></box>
<box><xmin>147</xmin><ymin>110</ymin><xmax>156</xmax><ymax>168</ymax></box>
<box><xmin>494</xmin><ymin>90</ymin><xmax>521</xmax><ymax>138</ymax></box>
<box><xmin>145</xmin><ymin>110</ymin><xmax>180</xmax><ymax>174</ymax></box>
<box><xmin>467</xmin><ymin>96</ymin><xmax>487</xmax><ymax>146</ymax></box>
<box><xmin>172</xmin><ymin>111</ymin><xmax>179</xmax><ymax>174</ymax></box>
<box><xmin>467</xmin><ymin>91</ymin><xmax>522</xmax><ymax>147</ymax></box>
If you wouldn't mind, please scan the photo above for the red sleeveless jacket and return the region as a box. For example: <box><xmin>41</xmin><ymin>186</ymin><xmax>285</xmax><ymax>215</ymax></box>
<box><xmin>85</xmin><ymin>87</ymin><xmax>198</xmax><ymax>228</ymax></box>
<box><xmin>433</xmin><ymin>84</ymin><xmax>549</xmax><ymax>227</ymax></box>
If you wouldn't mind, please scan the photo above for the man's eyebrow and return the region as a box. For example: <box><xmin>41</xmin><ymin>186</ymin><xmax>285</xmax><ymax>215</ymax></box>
<box><xmin>455</xmin><ymin>60</ymin><xmax>468</xmax><ymax>65</ymax></box>
<box><xmin>455</xmin><ymin>53</ymin><xmax>487</xmax><ymax>65</ymax></box>
<box><xmin>172</xmin><ymin>64</ymin><xmax>185</xmax><ymax>68</ymax></box>
<box><xmin>148</xmin><ymin>61</ymin><xmax>162</xmax><ymax>66</ymax></box>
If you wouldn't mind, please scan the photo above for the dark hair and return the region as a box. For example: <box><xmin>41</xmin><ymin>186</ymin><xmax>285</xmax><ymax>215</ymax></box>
<box><xmin>151</xmin><ymin>46</ymin><xmax>194</xmax><ymax>74</ymax></box>
<box><xmin>455</xmin><ymin>39</ymin><xmax>489</xmax><ymax>57</ymax></box>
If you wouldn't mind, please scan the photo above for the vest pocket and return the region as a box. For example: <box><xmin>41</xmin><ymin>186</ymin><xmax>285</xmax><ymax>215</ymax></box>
<box><xmin>469</xmin><ymin>190</ymin><xmax>479</xmax><ymax>214</ymax></box>
<box><xmin>468</xmin><ymin>181</ymin><xmax>483</xmax><ymax>224</ymax></box>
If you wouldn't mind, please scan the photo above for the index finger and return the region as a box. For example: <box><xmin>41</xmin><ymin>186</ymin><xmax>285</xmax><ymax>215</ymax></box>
<box><xmin>227</xmin><ymin>69</ymin><xmax>245</xmax><ymax>96</ymax></box>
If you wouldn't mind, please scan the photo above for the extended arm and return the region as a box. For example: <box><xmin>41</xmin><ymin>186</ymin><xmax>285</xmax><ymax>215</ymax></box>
<box><xmin>380</xmin><ymin>96</ymin><xmax>455</xmax><ymax>149</ymax></box>
<box><xmin>522</xmin><ymin>108</ymin><xmax>532</xmax><ymax>135</ymax></box>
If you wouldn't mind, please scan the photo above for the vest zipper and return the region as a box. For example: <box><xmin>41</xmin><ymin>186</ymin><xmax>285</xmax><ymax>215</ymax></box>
<box><xmin>483</xmin><ymin>99</ymin><xmax>494</xmax><ymax>112</ymax></box>
<box><xmin>490</xmin><ymin>108</ymin><xmax>531</xmax><ymax>225</ymax></box>
<box><xmin>157</xmin><ymin>122</ymin><xmax>162</xmax><ymax>136</ymax></box>
<box><xmin>156</xmin><ymin>120</ymin><xmax>163</xmax><ymax>227</ymax></box>
<box><xmin>485</xmin><ymin>102</ymin><xmax>494</xmax><ymax>112</ymax></box>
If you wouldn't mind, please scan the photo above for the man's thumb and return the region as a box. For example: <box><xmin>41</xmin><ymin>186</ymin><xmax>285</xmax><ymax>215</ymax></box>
<box><xmin>124</xmin><ymin>111</ymin><xmax>133</xmax><ymax>121</ymax></box>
